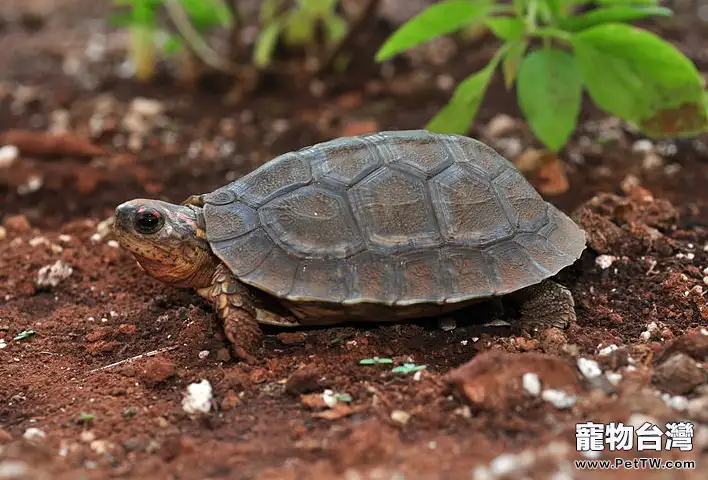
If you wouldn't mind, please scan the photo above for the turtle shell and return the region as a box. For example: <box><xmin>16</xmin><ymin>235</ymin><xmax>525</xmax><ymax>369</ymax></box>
<box><xmin>201</xmin><ymin>130</ymin><xmax>585</xmax><ymax>313</ymax></box>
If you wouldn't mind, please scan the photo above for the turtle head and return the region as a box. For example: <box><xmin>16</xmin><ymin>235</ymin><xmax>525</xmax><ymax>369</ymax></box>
<box><xmin>113</xmin><ymin>199</ymin><xmax>218</xmax><ymax>289</ymax></box>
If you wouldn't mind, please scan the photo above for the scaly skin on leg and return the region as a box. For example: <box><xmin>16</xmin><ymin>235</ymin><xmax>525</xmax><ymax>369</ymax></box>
<box><xmin>510</xmin><ymin>280</ymin><xmax>577</xmax><ymax>331</ymax></box>
<box><xmin>197</xmin><ymin>263</ymin><xmax>264</xmax><ymax>363</ymax></box>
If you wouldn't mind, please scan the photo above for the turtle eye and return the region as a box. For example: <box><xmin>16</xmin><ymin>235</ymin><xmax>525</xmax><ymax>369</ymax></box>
<box><xmin>134</xmin><ymin>208</ymin><xmax>164</xmax><ymax>235</ymax></box>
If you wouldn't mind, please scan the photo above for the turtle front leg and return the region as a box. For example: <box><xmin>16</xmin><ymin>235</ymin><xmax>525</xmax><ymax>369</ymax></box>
<box><xmin>197</xmin><ymin>264</ymin><xmax>263</xmax><ymax>363</ymax></box>
<box><xmin>509</xmin><ymin>280</ymin><xmax>577</xmax><ymax>331</ymax></box>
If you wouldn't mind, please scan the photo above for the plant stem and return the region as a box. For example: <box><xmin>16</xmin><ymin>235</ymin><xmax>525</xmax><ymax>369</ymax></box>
<box><xmin>226</xmin><ymin>0</ymin><xmax>243</xmax><ymax>62</ymax></box>
<box><xmin>163</xmin><ymin>0</ymin><xmax>237</xmax><ymax>73</ymax></box>
<box><xmin>533</xmin><ymin>27</ymin><xmax>572</xmax><ymax>42</ymax></box>
<box><xmin>315</xmin><ymin>0</ymin><xmax>381</xmax><ymax>76</ymax></box>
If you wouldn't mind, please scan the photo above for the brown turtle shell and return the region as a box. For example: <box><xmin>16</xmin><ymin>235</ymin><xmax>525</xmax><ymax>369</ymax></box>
<box><xmin>201</xmin><ymin>130</ymin><xmax>585</xmax><ymax>321</ymax></box>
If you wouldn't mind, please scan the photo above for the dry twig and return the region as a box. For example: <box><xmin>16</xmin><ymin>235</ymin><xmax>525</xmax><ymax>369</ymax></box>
<box><xmin>87</xmin><ymin>345</ymin><xmax>178</xmax><ymax>374</ymax></box>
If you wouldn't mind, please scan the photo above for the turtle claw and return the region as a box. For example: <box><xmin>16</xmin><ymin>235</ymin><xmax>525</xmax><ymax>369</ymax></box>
<box><xmin>181</xmin><ymin>194</ymin><xmax>205</xmax><ymax>207</ymax></box>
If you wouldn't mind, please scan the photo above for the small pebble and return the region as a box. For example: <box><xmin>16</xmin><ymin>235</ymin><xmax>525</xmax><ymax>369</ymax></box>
<box><xmin>485</xmin><ymin>114</ymin><xmax>518</xmax><ymax>138</ymax></box>
<box><xmin>0</xmin><ymin>460</ymin><xmax>29</xmax><ymax>478</ymax></box>
<box><xmin>632</xmin><ymin>139</ymin><xmax>654</xmax><ymax>154</ymax></box>
<box><xmin>522</xmin><ymin>372</ymin><xmax>541</xmax><ymax>396</ymax></box>
<box><xmin>36</xmin><ymin>260</ymin><xmax>73</xmax><ymax>288</ymax></box>
<box><xmin>577</xmin><ymin>358</ymin><xmax>602</xmax><ymax>379</ymax></box>
<box><xmin>22</xmin><ymin>427</ymin><xmax>46</xmax><ymax>442</ymax></box>
<box><xmin>595</xmin><ymin>255</ymin><xmax>616</xmax><ymax>270</ymax></box>
<box><xmin>641</xmin><ymin>153</ymin><xmax>664</xmax><ymax>170</ymax></box>
<box><xmin>390</xmin><ymin>410</ymin><xmax>411</xmax><ymax>425</ymax></box>
<box><xmin>597</xmin><ymin>344</ymin><xmax>618</xmax><ymax>356</ymax></box>
<box><xmin>541</xmin><ymin>389</ymin><xmax>576</xmax><ymax>409</ymax></box>
<box><xmin>661</xmin><ymin>393</ymin><xmax>688</xmax><ymax>411</ymax></box>
<box><xmin>198</xmin><ymin>350</ymin><xmax>209</xmax><ymax>359</ymax></box>
<box><xmin>438</xmin><ymin>317</ymin><xmax>456</xmax><ymax>331</ymax></box>
<box><xmin>80</xmin><ymin>431</ymin><xmax>96</xmax><ymax>443</ymax></box>
<box><xmin>182</xmin><ymin>380</ymin><xmax>213</xmax><ymax>414</ymax></box>
<box><xmin>606</xmin><ymin>372</ymin><xmax>623</xmax><ymax>385</ymax></box>
<box><xmin>0</xmin><ymin>144</ymin><xmax>19</xmax><ymax>168</ymax></box>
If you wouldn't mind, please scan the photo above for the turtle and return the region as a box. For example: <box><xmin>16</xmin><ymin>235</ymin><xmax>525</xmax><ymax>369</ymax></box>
<box><xmin>113</xmin><ymin>129</ymin><xmax>586</xmax><ymax>362</ymax></box>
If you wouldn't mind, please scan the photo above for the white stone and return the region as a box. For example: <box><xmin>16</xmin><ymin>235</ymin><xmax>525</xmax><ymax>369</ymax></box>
<box><xmin>23</xmin><ymin>427</ymin><xmax>46</xmax><ymax>441</ymax></box>
<box><xmin>598</xmin><ymin>344</ymin><xmax>618</xmax><ymax>356</ymax></box>
<box><xmin>595</xmin><ymin>254</ymin><xmax>616</xmax><ymax>270</ymax></box>
<box><xmin>36</xmin><ymin>260</ymin><xmax>73</xmax><ymax>288</ymax></box>
<box><xmin>632</xmin><ymin>139</ymin><xmax>654</xmax><ymax>154</ymax></box>
<box><xmin>181</xmin><ymin>379</ymin><xmax>213</xmax><ymax>414</ymax></box>
<box><xmin>541</xmin><ymin>389</ymin><xmax>576</xmax><ymax>409</ymax></box>
<box><xmin>522</xmin><ymin>372</ymin><xmax>541</xmax><ymax>396</ymax></box>
<box><xmin>390</xmin><ymin>410</ymin><xmax>411</xmax><ymax>425</ymax></box>
<box><xmin>577</xmin><ymin>358</ymin><xmax>602</xmax><ymax>379</ymax></box>
<box><xmin>485</xmin><ymin>114</ymin><xmax>518</xmax><ymax>138</ymax></box>
<box><xmin>0</xmin><ymin>145</ymin><xmax>19</xmax><ymax>168</ymax></box>
<box><xmin>605</xmin><ymin>372</ymin><xmax>623</xmax><ymax>385</ymax></box>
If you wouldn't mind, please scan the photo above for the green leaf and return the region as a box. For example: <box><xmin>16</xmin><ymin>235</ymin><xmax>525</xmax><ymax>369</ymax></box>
<box><xmin>261</xmin><ymin>0</ymin><xmax>284</xmax><ymax>24</ymax></box>
<box><xmin>376</xmin><ymin>0</ymin><xmax>492</xmax><ymax>62</ymax></box>
<box><xmin>284</xmin><ymin>9</ymin><xmax>316</xmax><ymax>46</ymax></box>
<box><xmin>517</xmin><ymin>48</ymin><xmax>582</xmax><ymax>152</ymax></box>
<box><xmin>13</xmin><ymin>330</ymin><xmax>36</xmax><ymax>341</ymax></box>
<box><xmin>594</xmin><ymin>0</ymin><xmax>659</xmax><ymax>5</ymax></box>
<box><xmin>484</xmin><ymin>17</ymin><xmax>524</xmax><ymax>41</ymax></box>
<box><xmin>161</xmin><ymin>34</ymin><xmax>184</xmax><ymax>55</ymax></box>
<box><xmin>572</xmin><ymin>24</ymin><xmax>708</xmax><ymax>137</ymax></box>
<box><xmin>391</xmin><ymin>363</ymin><xmax>427</xmax><ymax>374</ymax></box>
<box><xmin>426</xmin><ymin>52</ymin><xmax>502</xmax><ymax>134</ymax></box>
<box><xmin>559</xmin><ymin>6</ymin><xmax>672</xmax><ymax>32</ymax></box>
<box><xmin>323</xmin><ymin>13</ymin><xmax>348</xmax><ymax>45</ymax></box>
<box><xmin>502</xmin><ymin>39</ymin><xmax>528</xmax><ymax>90</ymax></box>
<box><xmin>359</xmin><ymin>357</ymin><xmax>393</xmax><ymax>365</ymax></box>
<box><xmin>253</xmin><ymin>20</ymin><xmax>283</xmax><ymax>68</ymax></box>
<box><xmin>179</xmin><ymin>0</ymin><xmax>232</xmax><ymax>29</ymax></box>
<box><xmin>108</xmin><ymin>12</ymin><xmax>134</xmax><ymax>27</ymax></box>
<box><xmin>299</xmin><ymin>0</ymin><xmax>338</xmax><ymax>16</ymax></box>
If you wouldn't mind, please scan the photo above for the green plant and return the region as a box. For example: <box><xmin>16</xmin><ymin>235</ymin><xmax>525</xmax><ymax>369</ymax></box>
<box><xmin>254</xmin><ymin>0</ymin><xmax>348</xmax><ymax>68</ymax></box>
<box><xmin>76</xmin><ymin>413</ymin><xmax>97</xmax><ymax>425</ymax></box>
<box><xmin>391</xmin><ymin>363</ymin><xmax>427</xmax><ymax>375</ymax></box>
<box><xmin>359</xmin><ymin>356</ymin><xmax>394</xmax><ymax>365</ymax></box>
<box><xmin>376</xmin><ymin>0</ymin><xmax>708</xmax><ymax>153</ymax></box>
<box><xmin>13</xmin><ymin>330</ymin><xmax>35</xmax><ymax>341</ymax></box>
<box><xmin>111</xmin><ymin>0</ymin><xmax>233</xmax><ymax>81</ymax></box>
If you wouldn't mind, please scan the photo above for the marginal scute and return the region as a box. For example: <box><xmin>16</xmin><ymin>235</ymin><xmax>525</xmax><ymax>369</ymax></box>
<box><xmin>397</xmin><ymin>251</ymin><xmax>446</xmax><ymax>304</ymax></box>
<box><xmin>484</xmin><ymin>241</ymin><xmax>547</xmax><ymax>294</ymax></box>
<box><xmin>237</xmin><ymin>152</ymin><xmax>312</xmax><ymax>206</ymax></box>
<box><xmin>210</xmin><ymin>228</ymin><xmax>273</xmax><ymax>277</ymax></box>
<box><xmin>493</xmin><ymin>169</ymin><xmax>548</xmax><ymax>232</ymax></box>
<box><xmin>203</xmin><ymin>201</ymin><xmax>260</xmax><ymax>242</ymax></box>
<box><xmin>289</xmin><ymin>259</ymin><xmax>350</xmax><ymax>302</ymax></box>
<box><xmin>349</xmin><ymin>167</ymin><xmax>440</xmax><ymax>252</ymax></box>
<box><xmin>444</xmin><ymin>248</ymin><xmax>496</xmax><ymax>301</ymax></box>
<box><xmin>259</xmin><ymin>186</ymin><xmax>363</xmax><ymax>258</ymax></box>
<box><xmin>240</xmin><ymin>246</ymin><xmax>299</xmax><ymax>297</ymax></box>
<box><xmin>430</xmin><ymin>163</ymin><xmax>513</xmax><ymax>245</ymax></box>
<box><xmin>513</xmin><ymin>233</ymin><xmax>570</xmax><ymax>275</ymax></box>
<box><xmin>347</xmin><ymin>251</ymin><xmax>399</xmax><ymax>304</ymax></box>
<box><xmin>540</xmin><ymin>208</ymin><xmax>587</xmax><ymax>257</ymax></box>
